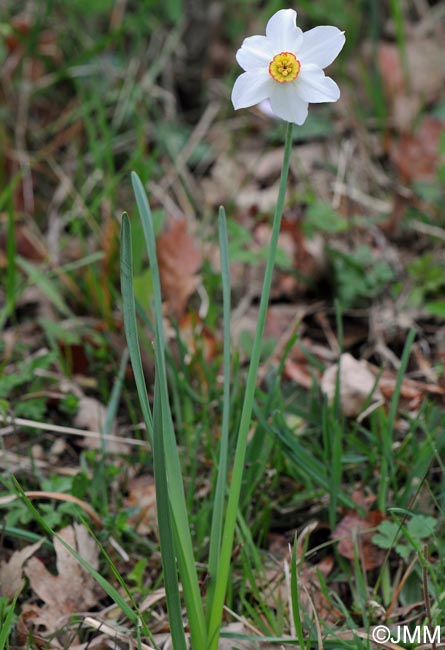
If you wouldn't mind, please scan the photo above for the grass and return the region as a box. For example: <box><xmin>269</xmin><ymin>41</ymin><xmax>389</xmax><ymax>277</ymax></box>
<box><xmin>1</xmin><ymin>0</ymin><xmax>445</xmax><ymax>648</ymax></box>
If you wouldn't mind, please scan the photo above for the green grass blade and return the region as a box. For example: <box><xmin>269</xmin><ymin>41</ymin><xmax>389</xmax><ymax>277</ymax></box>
<box><xmin>0</xmin><ymin>590</ymin><xmax>19</xmax><ymax>650</ymax></box>
<box><xmin>120</xmin><ymin>213</ymin><xmax>153</xmax><ymax>442</ymax></box>
<box><xmin>379</xmin><ymin>327</ymin><xmax>416</xmax><ymax>507</ymax></box>
<box><xmin>130</xmin><ymin>172</ymin><xmax>206</xmax><ymax>649</ymax></box>
<box><xmin>328</xmin><ymin>417</ymin><xmax>343</xmax><ymax>530</ymax></box>
<box><xmin>275</xmin><ymin>422</ymin><xmax>356</xmax><ymax>510</ymax></box>
<box><xmin>0</xmin><ymin>527</ymin><xmax>49</xmax><ymax>547</ymax></box>
<box><xmin>387</xmin><ymin>328</ymin><xmax>416</xmax><ymax>441</ymax></box>
<box><xmin>207</xmin><ymin>206</ymin><xmax>231</xmax><ymax>619</ymax></box>
<box><xmin>389</xmin><ymin>0</ymin><xmax>409</xmax><ymax>85</ymax></box>
<box><xmin>102</xmin><ymin>347</ymin><xmax>130</xmax><ymax>453</ymax></box>
<box><xmin>17</xmin><ymin>257</ymin><xmax>73</xmax><ymax>318</ymax></box>
<box><xmin>153</xmin><ymin>371</ymin><xmax>188</xmax><ymax>650</ymax></box>
<box><xmin>290</xmin><ymin>536</ymin><xmax>305</xmax><ymax>649</ymax></box>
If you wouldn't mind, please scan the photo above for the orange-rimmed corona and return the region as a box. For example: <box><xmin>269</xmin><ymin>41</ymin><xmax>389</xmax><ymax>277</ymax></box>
<box><xmin>269</xmin><ymin>52</ymin><xmax>301</xmax><ymax>83</ymax></box>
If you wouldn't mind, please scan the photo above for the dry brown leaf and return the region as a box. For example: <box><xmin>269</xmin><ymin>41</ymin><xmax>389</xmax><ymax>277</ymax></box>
<box><xmin>297</xmin><ymin>556</ymin><xmax>341</xmax><ymax>624</ymax></box>
<box><xmin>389</xmin><ymin>117</ymin><xmax>444</xmax><ymax>182</ymax></box>
<box><xmin>321</xmin><ymin>353</ymin><xmax>384</xmax><ymax>418</ymax></box>
<box><xmin>236</xmin><ymin>183</ymin><xmax>281</xmax><ymax>214</ymax></box>
<box><xmin>0</xmin><ymin>223</ymin><xmax>47</xmax><ymax>266</ymax></box>
<box><xmin>377</xmin><ymin>369</ymin><xmax>445</xmax><ymax>411</ymax></box>
<box><xmin>16</xmin><ymin>604</ymin><xmax>48</xmax><ymax>648</ymax></box>
<box><xmin>74</xmin><ymin>395</ymin><xmax>109</xmax><ymax>435</ymax></box>
<box><xmin>378</xmin><ymin>39</ymin><xmax>445</xmax><ymax>129</ymax></box>
<box><xmin>24</xmin><ymin>524</ymin><xmax>101</xmax><ymax>637</ymax></box>
<box><xmin>260</xmin><ymin>553</ymin><xmax>339</xmax><ymax>624</ymax></box>
<box><xmin>125</xmin><ymin>475</ymin><xmax>157</xmax><ymax>535</ymax></box>
<box><xmin>74</xmin><ymin>394</ymin><xmax>128</xmax><ymax>453</ymax></box>
<box><xmin>157</xmin><ymin>218</ymin><xmax>202</xmax><ymax>318</ymax></box>
<box><xmin>201</xmin><ymin>153</ymin><xmax>245</xmax><ymax>207</ymax></box>
<box><xmin>332</xmin><ymin>511</ymin><xmax>385</xmax><ymax>571</ymax></box>
<box><xmin>264</xmin><ymin>529</ymin><xmax>340</xmax><ymax>624</ymax></box>
<box><xmin>351</xmin><ymin>486</ymin><xmax>377</xmax><ymax>511</ymax></box>
<box><xmin>0</xmin><ymin>539</ymin><xmax>43</xmax><ymax>599</ymax></box>
<box><xmin>254</xmin><ymin>147</ymin><xmax>284</xmax><ymax>184</ymax></box>
<box><xmin>283</xmin><ymin>358</ymin><xmax>314</xmax><ymax>390</ymax></box>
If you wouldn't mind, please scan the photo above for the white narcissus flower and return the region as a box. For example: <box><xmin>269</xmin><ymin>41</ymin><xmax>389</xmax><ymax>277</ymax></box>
<box><xmin>232</xmin><ymin>8</ymin><xmax>345</xmax><ymax>125</ymax></box>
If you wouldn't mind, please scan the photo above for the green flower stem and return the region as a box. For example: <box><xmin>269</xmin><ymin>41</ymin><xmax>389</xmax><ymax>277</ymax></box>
<box><xmin>207</xmin><ymin>121</ymin><xmax>294</xmax><ymax>650</ymax></box>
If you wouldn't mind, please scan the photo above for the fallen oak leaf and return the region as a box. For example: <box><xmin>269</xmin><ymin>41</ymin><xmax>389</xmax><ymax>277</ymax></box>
<box><xmin>365</xmin><ymin>363</ymin><xmax>445</xmax><ymax>411</ymax></box>
<box><xmin>157</xmin><ymin>218</ymin><xmax>202</xmax><ymax>318</ymax></box>
<box><xmin>296</xmin><ymin>556</ymin><xmax>341</xmax><ymax>624</ymax></box>
<box><xmin>321</xmin><ymin>353</ymin><xmax>384</xmax><ymax>419</ymax></box>
<box><xmin>0</xmin><ymin>539</ymin><xmax>44</xmax><ymax>600</ymax></box>
<box><xmin>266</xmin><ymin>524</ymin><xmax>341</xmax><ymax>624</ymax></box>
<box><xmin>124</xmin><ymin>474</ymin><xmax>157</xmax><ymax>535</ymax></box>
<box><xmin>16</xmin><ymin>604</ymin><xmax>48</xmax><ymax>649</ymax></box>
<box><xmin>389</xmin><ymin>117</ymin><xmax>444</xmax><ymax>183</ymax></box>
<box><xmin>332</xmin><ymin>510</ymin><xmax>385</xmax><ymax>571</ymax></box>
<box><xmin>283</xmin><ymin>357</ymin><xmax>314</xmax><ymax>390</ymax></box>
<box><xmin>377</xmin><ymin>39</ymin><xmax>445</xmax><ymax>129</ymax></box>
<box><xmin>0</xmin><ymin>222</ymin><xmax>47</xmax><ymax>266</ymax></box>
<box><xmin>74</xmin><ymin>394</ymin><xmax>129</xmax><ymax>453</ymax></box>
<box><xmin>24</xmin><ymin>524</ymin><xmax>101</xmax><ymax>638</ymax></box>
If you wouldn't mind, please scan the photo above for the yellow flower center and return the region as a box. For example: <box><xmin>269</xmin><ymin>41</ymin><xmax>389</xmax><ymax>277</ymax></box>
<box><xmin>269</xmin><ymin>52</ymin><xmax>301</xmax><ymax>83</ymax></box>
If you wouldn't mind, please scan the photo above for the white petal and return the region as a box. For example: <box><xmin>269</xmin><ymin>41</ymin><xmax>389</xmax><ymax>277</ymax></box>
<box><xmin>266</xmin><ymin>9</ymin><xmax>303</xmax><ymax>54</ymax></box>
<box><xmin>299</xmin><ymin>26</ymin><xmax>345</xmax><ymax>68</ymax></box>
<box><xmin>236</xmin><ymin>35</ymin><xmax>274</xmax><ymax>71</ymax></box>
<box><xmin>231</xmin><ymin>71</ymin><xmax>274</xmax><ymax>110</ymax></box>
<box><xmin>269</xmin><ymin>83</ymin><xmax>309</xmax><ymax>125</ymax></box>
<box><xmin>258</xmin><ymin>99</ymin><xmax>279</xmax><ymax>119</ymax></box>
<box><xmin>297</xmin><ymin>64</ymin><xmax>340</xmax><ymax>103</ymax></box>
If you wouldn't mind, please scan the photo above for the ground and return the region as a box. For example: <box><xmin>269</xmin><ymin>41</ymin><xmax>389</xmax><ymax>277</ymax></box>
<box><xmin>1</xmin><ymin>1</ymin><xmax>445</xmax><ymax>648</ymax></box>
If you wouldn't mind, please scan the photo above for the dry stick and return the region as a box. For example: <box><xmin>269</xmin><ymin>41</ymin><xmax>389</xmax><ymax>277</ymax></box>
<box><xmin>409</xmin><ymin>219</ymin><xmax>445</xmax><ymax>242</ymax></box>
<box><xmin>0</xmin><ymin>449</ymin><xmax>79</xmax><ymax>476</ymax></box>
<box><xmin>0</xmin><ymin>414</ymin><xmax>149</xmax><ymax>448</ymax></box>
<box><xmin>83</xmin><ymin>617</ymin><xmax>155</xmax><ymax>650</ymax></box>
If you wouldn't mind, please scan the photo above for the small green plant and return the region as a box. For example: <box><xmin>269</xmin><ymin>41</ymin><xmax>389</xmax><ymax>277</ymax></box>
<box><xmin>303</xmin><ymin>199</ymin><xmax>349</xmax><ymax>237</ymax></box>
<box><xmin>373</xmin><ymin>513</ymin><xmax>438</xmax><ymax>559</ymax></box>
<box><xmin>407</xmin><ymin>253</ymin><xmax>445</xmax><ymax>316</ymax></box>
<box><xmin>0</xmin><ymin>349</ymin><xmax>55</xmax><ymax>420</ymax></box>
<box><xmin>329</xmin><ymin>244</ymin><xmax>395</xmax><ymax>307</ymax></box>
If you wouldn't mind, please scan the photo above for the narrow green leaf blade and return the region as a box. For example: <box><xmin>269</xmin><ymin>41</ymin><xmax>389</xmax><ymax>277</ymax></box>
<box><xmin>120</xmin><ymin>212</ymin><xmax>153</xmax><ymax>442</ymax></box>
<box><xmin>153</xmin><ymin>370</ymin><xmax>188</xmax><ymax>650</ymax></box>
